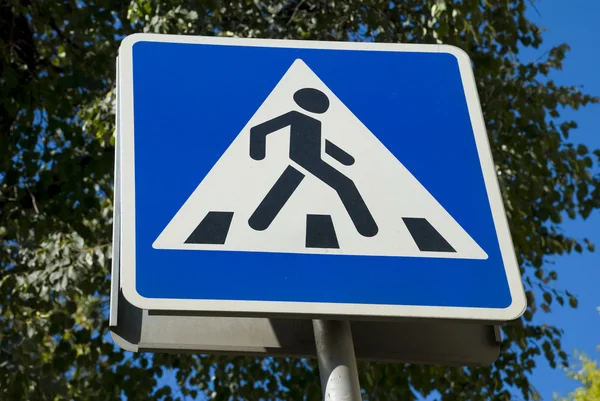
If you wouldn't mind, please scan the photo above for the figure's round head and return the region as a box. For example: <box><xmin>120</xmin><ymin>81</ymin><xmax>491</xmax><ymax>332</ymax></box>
<box><xmin>293</xmin><ymin>88</ymin><xmax>329</xmax><ymax>114</ymax></box>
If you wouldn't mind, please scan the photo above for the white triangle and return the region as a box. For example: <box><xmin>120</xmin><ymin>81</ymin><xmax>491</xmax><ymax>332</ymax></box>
<box><xmin>152</xmin><ymin>59</ymin><xmax>487</xmax><ymax>260</ymax></box>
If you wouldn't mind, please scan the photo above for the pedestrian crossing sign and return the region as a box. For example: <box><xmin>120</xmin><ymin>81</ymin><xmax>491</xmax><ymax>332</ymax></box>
<box><xmin>116</xmin><ymin>33</ymin><xmax>526</xmax><ymax>322</ymax></box>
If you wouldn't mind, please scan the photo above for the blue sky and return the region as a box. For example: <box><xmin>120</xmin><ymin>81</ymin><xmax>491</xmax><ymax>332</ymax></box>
<box><xmin>145</xmin><ymin>1</ymin><xmax>599</xmax><ymax>399</ymax></box>
<box><xmin>519</xmin><ymin>0</ymin><xmax>600</xmax><ymax>399</ymax></box>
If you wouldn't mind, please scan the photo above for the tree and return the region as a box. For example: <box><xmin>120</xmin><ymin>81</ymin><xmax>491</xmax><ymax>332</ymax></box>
<box><xmin>555</xmin><ymin>308</ymin><xmax>600</xmax><ymax>401</ymax></box>
<box><xmin>555</xmin><ymin>352</ymin><xmax>600</xmax><ymax>400</ymax></box>
<box><xmin>1</xmin><ymin>0</ymin><xmax>598</xmax><ymax>400</ymax></box>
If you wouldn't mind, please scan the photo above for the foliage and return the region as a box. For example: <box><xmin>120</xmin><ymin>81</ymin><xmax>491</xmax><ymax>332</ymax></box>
<box><xmin>555</xmin><ymin>309</ymin><xmax>600</xmax><ymax>401</ymax></box>
<box><xmin>555</xmin><ymin>352</ymin><xmax>600</xmax><ymax>401</ymax></box>
<box><xmin>1</xmin><ymin>0</ymin><xmax>599</xmax><ymax>400</ymax></box>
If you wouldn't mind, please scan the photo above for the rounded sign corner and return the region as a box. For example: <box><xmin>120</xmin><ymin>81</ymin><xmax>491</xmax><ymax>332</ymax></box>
<box><xmin>438</xmin><ymin>44</ymin><xmax>473</xmax><ymax>65</ymax></box>
<box><xmin>121</xmin><ymin>279</ymin><xmax>153</xmax><ymax>311</ymax></box>
<box><xmin>499</xmin><ymin>290</ymin><xmax>527</xmax><ymax>321</ymax></box>
<box><xmin>110</xmin><ymin>329</ymin><xmax>140</xmax><ymax>353</ymax></box>
<box><xmin>119</xmin><ymin>33</ymin><xmax>160</xmax><ymax>54</ymax></box>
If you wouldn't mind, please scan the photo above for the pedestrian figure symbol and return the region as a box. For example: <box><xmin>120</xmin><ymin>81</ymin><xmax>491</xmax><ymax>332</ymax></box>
<box><xmin>153</xmin><ymin>59</ymin><xmax>487</xmax><ymax>260</ymax></box>
<box><xmin>248</xmin><ymin>88</ymin><xmax>378</xmax><ymax>238</ymax></box>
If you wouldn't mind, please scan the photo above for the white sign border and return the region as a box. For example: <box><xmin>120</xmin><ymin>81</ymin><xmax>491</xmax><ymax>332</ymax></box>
<box><xmin>118</xmin><ymin>33</ymin><xmax>526</xmax><ymax>321</ymax></box>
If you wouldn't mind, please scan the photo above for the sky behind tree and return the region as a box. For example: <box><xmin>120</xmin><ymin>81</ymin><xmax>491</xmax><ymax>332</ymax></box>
<box><xmin>520</xmin><ymin>1</ymin><xmax>600</xmax><ymax>399</ymax></box>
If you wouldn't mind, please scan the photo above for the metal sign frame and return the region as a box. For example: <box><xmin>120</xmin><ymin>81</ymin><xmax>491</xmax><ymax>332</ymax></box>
<box><xmin>110</xmin><ymin>268</ymin><xmax>501</xmax><ymax>365</ymax></box>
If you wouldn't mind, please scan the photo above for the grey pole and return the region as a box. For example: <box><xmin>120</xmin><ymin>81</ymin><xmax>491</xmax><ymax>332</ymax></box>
<box><xmin>312</xmin><ymin>320</ymin><xmax>362</xmax><ymax>401</ymax></box>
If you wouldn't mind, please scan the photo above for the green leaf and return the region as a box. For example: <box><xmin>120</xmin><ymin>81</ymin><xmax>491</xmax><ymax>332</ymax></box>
<box><xmin>569</xmin><ymin>296</ymin><xmax>579</xmax><ymax>308</ymax></box>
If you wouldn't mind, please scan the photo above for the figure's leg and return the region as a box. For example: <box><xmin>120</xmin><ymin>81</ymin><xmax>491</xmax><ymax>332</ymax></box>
<box><xmin>335</xmin><ymin>178</ymin><xmax>378</xmax><ymax>237</ymax></box>
<box><xmin>249</xmin><ymin>165</ymin><xmax>305</xmax><ymax>231</ymax></box>
<box><xmin>308</xmin><ymin>162</ymin><xmax>378</xmax><ymax>237</ymax></box>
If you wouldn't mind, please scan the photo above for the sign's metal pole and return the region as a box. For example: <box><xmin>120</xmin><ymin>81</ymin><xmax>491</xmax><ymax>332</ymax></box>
<box><xmin>313</xmin><ymin>320</ymin><xmax>362</xmax><ymax>401</ymax></box>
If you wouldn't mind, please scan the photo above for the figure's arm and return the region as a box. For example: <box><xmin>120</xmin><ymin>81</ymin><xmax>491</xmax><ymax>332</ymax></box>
<box><xmin>250</xmin><ymin>112</ymin><xmax>295</xmax><ymax>160</ymax></box>
<box><xmin>325</xmin><ymin>140</ymin><xmax>355</xmax><ymax>166</ymax></box>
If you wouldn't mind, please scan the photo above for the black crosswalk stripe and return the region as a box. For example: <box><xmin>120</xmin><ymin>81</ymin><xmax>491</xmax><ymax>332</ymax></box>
<box><xmin>305</xmin><ymin>214</ymin><xmax>340</xmax><ymax>249</ymax></box>
<box><xmin>183</xmin><ymin>211</ymin><xmax>454</xmax><ymax>254</ymax></box>
<box><xmin>185</xmin><ymin>211</ymin><xmax>234</xmax><ymax>245</ymax></box>
<box><xmin>303</xmin><ymin>215</ymin><xmax>455</xmax><ymax>252</ymax></box>
<box><xmin>402</xmin><ymin>217</ymin><xmax>456</xmax><ymax>253</ymax></box>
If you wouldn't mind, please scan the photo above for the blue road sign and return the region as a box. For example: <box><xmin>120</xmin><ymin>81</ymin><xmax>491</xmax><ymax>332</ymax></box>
<box><xmin>117</xmin><ymin>33</ymin><xmax>526</xmax><ymax>321</ymax></box>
